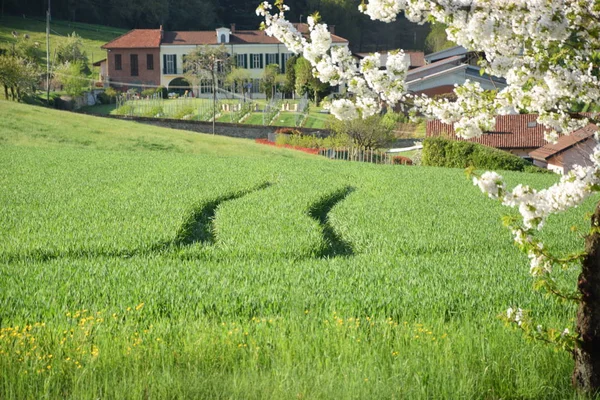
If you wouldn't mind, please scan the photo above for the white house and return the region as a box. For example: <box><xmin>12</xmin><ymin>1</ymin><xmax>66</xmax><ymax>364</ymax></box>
<box><xmin>102</xmin><ymin>24</ymin><xmax>349</xmax><ymax>98</ymax></box>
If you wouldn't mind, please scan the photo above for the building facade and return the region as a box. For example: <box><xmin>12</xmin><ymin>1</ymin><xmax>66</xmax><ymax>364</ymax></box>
<box><xmin>102</xmin><ymin>24</ymin><xmax>349</xmax><ymax>97</ymax></box>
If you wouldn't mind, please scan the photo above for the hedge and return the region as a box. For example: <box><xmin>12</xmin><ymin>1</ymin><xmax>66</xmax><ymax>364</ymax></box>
<box><xmin>422</xmin><ymin>137</ymin><xmax>550</xmax><ymax>173</ymax></box>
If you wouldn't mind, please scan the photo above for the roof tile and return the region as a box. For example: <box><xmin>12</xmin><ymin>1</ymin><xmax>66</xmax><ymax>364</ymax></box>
<box><xmin>102</xmin><ymin>29</ymin><xmax>161</xmax><ymax>49</ymax></box>
<box><xmin>529</xmin><ymin>124</ymin><xmax>598</xmax><ymax>161</ymax></box>
<box><xmin>426</xmin><ymin>114</ymin><xmax>551</xmax><ymax>149</ymax></box>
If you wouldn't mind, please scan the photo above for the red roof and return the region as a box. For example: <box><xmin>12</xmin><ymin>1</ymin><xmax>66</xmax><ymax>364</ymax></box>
<box><xmin>102</xmin><ymin>29</ymin><xmax>161</xmax><ymax>49</ymax></box>
<box><xmin>427</xmin><ymin>114</ymin><xmax>551</xmax><ymax>149</ymax></box>
<box><xmin>529</xmin><ymin>124</ymin><xmax>598</xmax><ymax>161</ymax></box>
<box><xmin>105</xmin><ymin>25</ymin><xmax>348</xmax><ymax>48</ymax></box>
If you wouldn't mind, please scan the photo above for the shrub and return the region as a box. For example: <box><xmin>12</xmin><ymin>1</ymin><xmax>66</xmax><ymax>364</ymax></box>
<box><xmin>142</xmin><ymin>106</ymin><xmax>164</xmax><ymax>118</ymax></box>
<box><xmin>97</xmin><ymin>87</ymin><xmax>117</xmax><ymax>105</ymax></box>
<box><xmin>141</xmin><ymin>88</ymin><xmax>157</xmax><ymax>97</ymax></box>
<box><xmin>157</xmin><ymin>86</ymin><xmax>168</xmax><ymax>99</ymax></box>
<box><xmin>114</xmin><ymin>104</ymin><xmax>135</xmax><ymax>116</ymax></box>
<box><xmin>172</xmin><ymin>106</ymin><xmax>196</xmax><ymax>120</ymax></box>
<box><xmin>422</xmin><ymin>137</ymin><xmax>550</xmax><ymax>172</ymax></box>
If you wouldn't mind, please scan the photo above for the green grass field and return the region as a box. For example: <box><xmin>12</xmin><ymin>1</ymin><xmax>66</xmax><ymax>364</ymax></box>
<box><xmin>0</xmin><ymin>100</ymin><xmax>596</xmax><ymax>399</ymax></box>
<box><xmin>0</xmin><ymin>15</ymin><xmax>125</xmax><ymax>67</ymax></box>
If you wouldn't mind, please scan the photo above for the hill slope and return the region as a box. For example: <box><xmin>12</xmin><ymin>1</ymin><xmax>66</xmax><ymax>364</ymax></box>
<box><xmin>0</xmin><ymin>15</ymin><xmax>125</xmax><ymax>65</ymax></box>
<box><xmin>0</xmin><ymin>102</ymin><xmax>594</xmax><ymax>399</ymax></box>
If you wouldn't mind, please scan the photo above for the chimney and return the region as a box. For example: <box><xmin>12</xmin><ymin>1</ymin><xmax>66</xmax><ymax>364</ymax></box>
<box><xmin>230</xmin><ymin>23</ymin><xmax>236</xmax><ymax>33</ymax></box>
<box><xmin>159</xmin><ymin>25</ymin><xmax>164</xmax><ymax>40</ymax></box>
<box><xmin>328</xmin><ymin>25</ymin><xmax>335</xmax><ymax>35</ymax></box>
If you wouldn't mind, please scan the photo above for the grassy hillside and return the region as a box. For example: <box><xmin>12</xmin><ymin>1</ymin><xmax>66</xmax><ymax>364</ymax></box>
<box><xmin>0</xmin><ymin>101</ymin><xmax>595</xmax><ymax>399</ymax></box>
<box><xmin>0</xmin><ymin>15</ymin><xmax>125</xmax><ymax>65</ymax></box>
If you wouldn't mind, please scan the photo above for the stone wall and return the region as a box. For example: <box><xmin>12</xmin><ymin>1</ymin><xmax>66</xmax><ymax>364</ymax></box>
<box><xmin>95</xmin><ymin>114</ymin><xmax>331</xmax><ymax>140</ymax></box>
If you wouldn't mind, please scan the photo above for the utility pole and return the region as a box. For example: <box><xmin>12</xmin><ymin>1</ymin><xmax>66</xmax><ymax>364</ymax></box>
<box><xmin>46</xmin><ymin>0</ymin><xmax>51</xmax><ymax>105</ymax></box>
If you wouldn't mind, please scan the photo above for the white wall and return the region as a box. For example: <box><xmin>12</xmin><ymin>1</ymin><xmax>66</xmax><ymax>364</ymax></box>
<box><xmin>160</xmin><ymin>42</ymin><xmax>348</xmax><ymax>98</ymax></box>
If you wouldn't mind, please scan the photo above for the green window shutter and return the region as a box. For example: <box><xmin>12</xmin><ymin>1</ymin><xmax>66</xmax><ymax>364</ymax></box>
<box><xmin>163</xmin><ymin>55</ymin><xmax>167</xmax><ymax>74</ymax></box>
<box><xmin>174</xmin><ymin>56</ymin><xmax>177</xmax><ymax>74</ymax></box>
<box><xmin>260</xmin><ymin>54</ymin><xmax>264</xmax><ymax>69</ymax></box>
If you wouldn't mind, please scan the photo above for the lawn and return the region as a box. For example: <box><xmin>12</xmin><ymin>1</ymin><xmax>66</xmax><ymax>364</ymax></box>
<box><xmin>0</xmin><ymin>100</ymin><xmax>594</xmax><ymax>399</ymax></box>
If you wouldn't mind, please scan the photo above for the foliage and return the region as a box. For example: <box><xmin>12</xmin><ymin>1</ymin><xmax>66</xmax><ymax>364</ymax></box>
<box><xmin>424</xmin><ymin>23</ymin><xmax>455</xmax><ymax>53</ymax></box>
<box><xmin>282</xmin><ymin>55</ymin><xmax>298</xmax><ymax>95</ymax></box>
<box><xmin>141</xmin><ymin>88</ymin><xmax>158</xmax><ymax>97</ymax></box>
<box><xmin>171</xmin><ymin>106</ymin><xmax>196</xmax><ymax>120</ymax></box>
<box><xmin>421</xmin><ymin>137</ymin><xmax>551</xmax><ymax>173</ymax></box>
<box><xmin>294</xmin><ymin>56</ymin><xmax>329</xmax><ymax>102</ymax></box>
<box><xmin>54</xmin><ymin>61</ymin><xmax>88</xmax><ymax>97</ymax></box>
<box><xmin>329</xmin><ymin>114</ymin><xmax>395</xmax><ymax>150</ymax></box>
<box><xmin>183</xmin><ymin>45</ymin><xmax>232</xmax><ymax>94</ymax></box>
<box><xmin>260</xmin><ymin>64</ymin><xmax>280</xmax><ymax>100</ymax></box>
<box><xmin>0</xmin><ymin>55</ymin><xmax>40</xmax><ymax>101</ymax></box>
<box><xmin>97</xmin><ymin>87</ymin><xmax>117</xmax><ymax>104</ymax></box>
<box><xmin>55</xmin><ymin>32</ymin><xmax>90</xmax><ymax>72</ymax></box>
<box><xmin>275</xmin><ymin>132</ymin><xmax>352</xmax><ymax>149</ymax></box>
<box><xmin>114</xmin><ymin>104</ymin><xmax>135</xmax><ymax>116</ymax></box>
<box><xmin>225</xmin><ymin>67</ymin><xmax>251</xmax><ymax>97</ymax></box>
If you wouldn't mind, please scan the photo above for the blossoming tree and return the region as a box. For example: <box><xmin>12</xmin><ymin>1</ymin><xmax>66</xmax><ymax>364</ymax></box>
<box><xmin>257</xmin><ymin>0</ymin><xmax>600</xmax><ymax>393</ymax></box>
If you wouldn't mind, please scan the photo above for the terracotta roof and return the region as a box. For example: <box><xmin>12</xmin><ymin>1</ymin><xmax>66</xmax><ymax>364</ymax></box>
<box><xmin>529</xmin><ymin>124</ymin><xmax>598</xmax><ymax>161</ymax></box>
<box><xmin>427</xmin><ymin>114</ymin><xmax>552</xmax><ymax>149</ymax></box>
<box><xmin>161</xmin><ymin>24</ymin><xmax>348</xmax><ymax>46</ymax></box>
<box><xmin>92</xmin><ymin>58</ymin><xmax>106</xmax><ymax>66</ymax></box>
<box><xmin>102</xmin><ymin>29</ymin><xmax>161</xmax><ymax>49</ymax></box>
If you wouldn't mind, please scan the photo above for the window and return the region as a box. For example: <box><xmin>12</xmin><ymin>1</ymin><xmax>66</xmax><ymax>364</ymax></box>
<box><xmin>164</xmin><ymin>54</ymin><xmax>176</xmax><ymax>74</ymax></box>
<box><xmin>251</xmin><ymin>78</ymin><xmax>261</xmax><ymax>93</ymax></box>
<box><xmin>114</xmin><ymin>54</ymin><xmax>122</xmax><ymax>70</ymax></box>
<box><xmin>527</xmin><ymin>121</ymin><xmax>537</xmax><ymax>128</ymax></box>
<box><xmin>130</xmin><ymin>54</ymin><xmax>138</xmax><ymax>76</ymax></box>
<box><xmin>250</xmin><ymin>53</ymin><xmax>263</xmax><ymax>69</ymax></box>
<box><xmin>220</xmin><ymin>34</ymin><xmax>226</xmax><ymax>43</ymax></box>
<box><xmin>147</xmin><ymin>54</ymin><xmax>154</xmax><ymax>70</ymax></box>
<box><xmin>280</xmin><ymin>53</ymin><xmax>293</xmax><ymax>73</ymax></box>
<box><xmin>265</xmin><ymin>53</ymin><xmax>279</xmax><ymax>67</ymax></box>
<box><xmin>236</xmin><ymin>54</ymin><xmax>247</xmax><ymax>68</ymax></box>
<box><xmin>200</xmin><ymin>80</ymin><xmax>213</xmax><ymax>94</ymax></box>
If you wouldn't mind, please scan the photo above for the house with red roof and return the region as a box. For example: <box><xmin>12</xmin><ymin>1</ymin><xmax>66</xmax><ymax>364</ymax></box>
<box><xmin>427</xmin><ymin>114</ymin><xmax>550</xmax><ymax>159</ymax></box>
<box><xmin>101</xmin><ymin>29</ymin><xmax>162</xmax><ymax>88</ymax></box>
<box><xmin>101</xmin><ymin>24</ymin><xmax>349</xmax><ymax>97</ymax></box>
<box><xmin>529</xmin><ymin>124</ymin><xmax>598</xmax><ymax>174</ymax></box>
<box><xmin>427</xmin><ymin>115</ymin><xmax>599</xmax><ymax>173</ymax></box>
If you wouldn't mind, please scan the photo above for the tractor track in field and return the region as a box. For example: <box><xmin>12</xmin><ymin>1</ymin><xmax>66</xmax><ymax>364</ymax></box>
<box><xmin>307</xmin><ymin>186</ymin><xmax>355</xmax><ymax>259</ymax></box>
<box><xmin>2</xmin><ymin>183</ymin><xmax>357</xmax><ymax>263</ymax></box>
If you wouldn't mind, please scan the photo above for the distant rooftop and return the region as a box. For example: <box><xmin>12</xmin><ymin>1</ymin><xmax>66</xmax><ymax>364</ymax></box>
<box><xmin>103</xmin><ymin>24</ymin><xmax>348</xmax><ymax>49</ymax></box>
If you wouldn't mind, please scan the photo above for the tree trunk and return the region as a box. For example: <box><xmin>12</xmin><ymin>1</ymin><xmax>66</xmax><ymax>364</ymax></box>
<box><xmin>573</xmin><ymin>201</ymin><xmax>600</xmax><ymax>394</ymax></box>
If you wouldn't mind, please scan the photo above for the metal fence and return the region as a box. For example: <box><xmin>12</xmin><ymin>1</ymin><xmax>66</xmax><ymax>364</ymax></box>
<box><xmin>318</xmin><ymin>147</ymin><xmax>412</xmax><ymax>165</ymax></box>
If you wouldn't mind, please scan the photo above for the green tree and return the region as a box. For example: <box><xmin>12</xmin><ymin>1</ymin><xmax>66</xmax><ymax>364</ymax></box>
<box><xmin>225</xmin><ymin>67</ymin><xmax>251</xmax><ymax>99</ymax></box>
<box><xmin>425</xmin><ymin>23</ymin><xmax>455</xmax><ymax>53</ymax></box>
<box><xmin>329</xmin><ymin>114</ymin><xmax>395</xmax><ymax>150</ymax></box>
<box><xmin>183</xmin><ymin>45</ymin><xmax>232</xmax><ymax>133</ymax></box>
<box><xmin>282</xmin><ymin>55</ymin><xmax>298</xmax><ymax>97</ymax></box>
<box><xmin>260</xmin><ymin>63</ymin><xmax>280</xmax><ymax>100</ymax></box>
<box><xmin>55</xmin><ymin>33</ymin><xmax>90</xmax><ymax>72</ymax></box>
<box><xmin>294</xmin><ymin>56</ymin><xmax>328</xmax><ymax>103</ymax></box>
<box><xmin>0</xmin><ymin>55</ymin><xmax>39</xmax><ymax>101</ymax></box>
<box><xmin>54</xmin><ymin>61</ymin><xmax>88</xmax><ymax>97</ymax></box>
